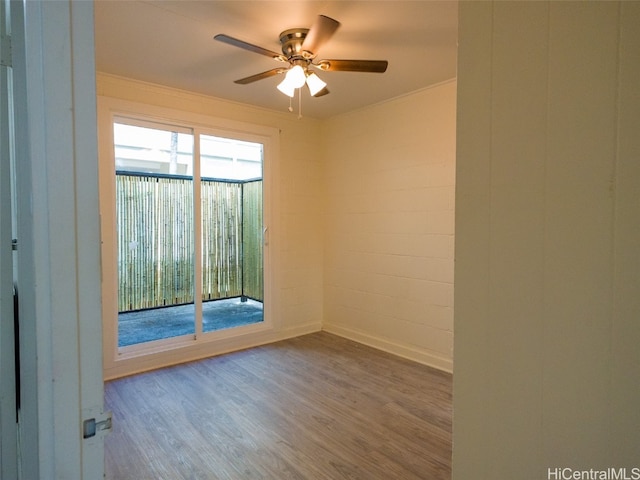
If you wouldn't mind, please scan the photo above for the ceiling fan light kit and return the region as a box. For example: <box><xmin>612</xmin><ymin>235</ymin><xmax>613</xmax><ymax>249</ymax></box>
<box><xmin>214</xmin><ymin>14</ymin><xmax>388</xmax><ymax>115</ymax></box>
<box><xmin>277</xmin><ymin>65</ymin><xmax>327</xmax><ymax>98</ymax></box>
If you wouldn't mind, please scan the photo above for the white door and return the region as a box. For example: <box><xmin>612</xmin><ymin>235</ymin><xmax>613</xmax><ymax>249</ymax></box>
<box><xmin>9</xmin><ymin>1</ymin><xmax>107</xmax><ymax>478</ymax></box>
<box><xmin>0</xmin><ymin>0</ymin><xmax>18</xmax><ymax>477</ymax></box>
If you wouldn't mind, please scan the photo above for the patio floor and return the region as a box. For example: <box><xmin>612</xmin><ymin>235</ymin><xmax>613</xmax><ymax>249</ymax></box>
<box><xmin>118</xmin><ymin>297</ymin><xmax>263</xmax><ymax>347</ymax></box>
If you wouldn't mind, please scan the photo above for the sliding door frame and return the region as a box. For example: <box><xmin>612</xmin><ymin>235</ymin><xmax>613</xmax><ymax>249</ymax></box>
<box><xmin>98</xmin><ymin>97</ymin><xmax>277</xmax><ymax>379</ymax></box>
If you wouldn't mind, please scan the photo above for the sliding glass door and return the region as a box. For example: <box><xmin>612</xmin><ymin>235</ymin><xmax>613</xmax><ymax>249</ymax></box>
<box><xmin>199</xmin><ymin>134</ymin><xmax>263</xmax><ymax>334</ymax></box>
<box><xmin>113</xmin><ymin>119</ymin><xmax>264</xmax><ymax>349</ymax></box>
<box><xmin>114</xmin><ymin>120</ymin><xmax>195</xmax><ymax>346</ymax></box>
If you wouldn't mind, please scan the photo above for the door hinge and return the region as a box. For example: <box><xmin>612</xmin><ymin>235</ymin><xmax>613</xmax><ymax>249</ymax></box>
<box><xmin>12</xmin><ymin>238</ymin><xmax>17</xmax><ymax>250</ymax></box>
<box><xmin>82</xmin><ymin>411</ymin><xmax>112</xmax><ymax>439</ymax></box>
<box><xmin>0</xmin><ymin>34</ymin><xmax>11</xmax><ymax>68</ymax></box>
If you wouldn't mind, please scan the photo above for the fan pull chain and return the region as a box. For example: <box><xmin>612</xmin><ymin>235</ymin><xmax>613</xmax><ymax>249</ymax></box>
<box><xmin>298</xmin><ymin>88</ymin><xmax>303</xmax><ymax>120</ymax></box>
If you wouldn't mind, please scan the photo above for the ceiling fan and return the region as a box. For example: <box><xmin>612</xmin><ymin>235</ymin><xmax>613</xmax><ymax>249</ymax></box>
<box><xmin>214</xmin><ymin>15</ymin><xmax>388</xmax><ymax>99</ymax></box>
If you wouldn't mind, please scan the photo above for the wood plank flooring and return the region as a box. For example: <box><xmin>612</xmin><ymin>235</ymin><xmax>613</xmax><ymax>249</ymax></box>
<box><xmin>104</xmin><ymin>332</ymin><xmax>452</xmax><ymax>480</ymax></box>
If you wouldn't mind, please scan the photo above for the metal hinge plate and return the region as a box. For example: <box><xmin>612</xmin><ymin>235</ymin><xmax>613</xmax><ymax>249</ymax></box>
<box><xmin>0</xmin><ymin>34</ymin><xmax>11</xmax><ymax>67</ymax></box>
<box><xmin>82</xmin><ymin>411</ymin><xmax>112</xmax><ymax>439</ymax></box>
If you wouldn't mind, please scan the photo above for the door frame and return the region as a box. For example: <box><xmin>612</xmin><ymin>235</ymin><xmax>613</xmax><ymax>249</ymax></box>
<box><xmin>9</xmin><ymin>1</ymin><xmax>106</xmax><ymax>478</ymax></box>
<box><xmin>0</xmin><ymin>0</ymin><xmax>18</xmax><ymax>477</ymax></box>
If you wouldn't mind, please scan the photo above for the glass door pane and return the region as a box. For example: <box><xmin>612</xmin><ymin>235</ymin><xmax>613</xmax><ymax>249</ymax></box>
<box><xmin>199</xmin><ymin>134</ymin><xmax>264</xmax><ymax>333</ymax></box>
<box><xmin>114</xmin><ymin>120</ymin><xmax>195</xmax><ymax>347</ymax></box>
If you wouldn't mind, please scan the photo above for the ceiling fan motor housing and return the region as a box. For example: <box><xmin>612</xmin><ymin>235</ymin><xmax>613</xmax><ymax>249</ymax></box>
<box><xmin>279</xmin><ymin>29</ymin><xmax>310</xmax><ymax>59</ymax></box>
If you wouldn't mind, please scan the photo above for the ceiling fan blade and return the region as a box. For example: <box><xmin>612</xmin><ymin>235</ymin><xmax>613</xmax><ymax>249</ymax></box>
<box><xmin>214</xmin><ymin>34</ymin><xmax>284</xmax><ymax>60</ymax></box>
<box><xmin>316</xmin><ymin>59</ymin><xmax>388</xmax><ymax>73</ymax></box>
<box><xmin>312</xmin><ymin>86</ymin><xmax>330</xmax><ymax>97</ymax></box>
<box><xmin>234</xmin><ymin>68</ymin><xmax>285</xmax><ymax>85</ymax></box>
<box><xmin>301</xmin><ymin>15</ymin><xmax>340</xmax><ymax>55</ymax></box>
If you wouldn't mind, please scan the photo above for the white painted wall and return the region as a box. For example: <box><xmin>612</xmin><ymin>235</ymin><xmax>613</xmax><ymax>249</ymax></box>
<box><xmin>453</xmin><ymin>2</ymin><xmax>640</xmax><ymax>478</ymax></box>
<box><xmin>322</xmin><ymin>81</ymin><xmax>457</xmax><ymax>372</ymax></box>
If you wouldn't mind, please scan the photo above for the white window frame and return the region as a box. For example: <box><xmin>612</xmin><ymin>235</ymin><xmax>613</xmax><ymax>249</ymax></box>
<box><xmin>98</xmin><ymin>97</ymin><xmax>277</xmax><ymax>379</ymax></box>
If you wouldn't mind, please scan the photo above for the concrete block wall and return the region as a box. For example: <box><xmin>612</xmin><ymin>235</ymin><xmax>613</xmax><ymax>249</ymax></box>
<box><xmin>322</xmin><ymin>80</ymin><xmax>457</xmax><ymax>372</ymax></box>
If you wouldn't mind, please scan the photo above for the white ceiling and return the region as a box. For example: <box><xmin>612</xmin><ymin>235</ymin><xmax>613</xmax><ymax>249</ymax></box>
<box><xmin>94</xmin><ymin>1</ymin><xmax>458</xmax><ymax>119</ymax></box>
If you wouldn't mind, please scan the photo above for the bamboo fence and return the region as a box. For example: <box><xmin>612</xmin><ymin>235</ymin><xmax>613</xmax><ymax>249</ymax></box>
<box><xmin>116</xmin><ymin>173</ymin><xmax>263</xmax><ymax>313</ymax></box>
<box><xmin>242</xmin><ymin>180</ymin><xmax>263</xmax><ymax>300</ymax></box>
<box><xmin>201</xmin><ymin>180</ymin><xmax>242</xmax><ymax>301</ymax></box>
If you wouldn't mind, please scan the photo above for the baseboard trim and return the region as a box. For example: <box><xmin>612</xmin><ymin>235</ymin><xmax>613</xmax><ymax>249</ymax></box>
<box><xmin>322</xmin><ymin>323</ymin><xmax>453</xmax><ymax>374</ymax></box>
<box><xmin>103</xmin><ymin>321</ymin><xmax>453</xmax><ymax>379</ymax></box>
<box><xmin>104</xmin><ymin>322</ymin><xmax>322</xmax><ymax>380</ymax></box>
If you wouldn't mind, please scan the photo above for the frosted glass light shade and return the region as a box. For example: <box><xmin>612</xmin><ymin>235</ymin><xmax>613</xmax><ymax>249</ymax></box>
<box><xmin>277</xmin><ymin>78</ymin><xmax>296</xmax><ymax>97</ymax></box>
<box><xmin>306</xmin><ymin>72</ymin><xmax>327</xmax><ymax>96</ymax></box>
<box><xmin>286</xmin><ymin>65</ymin><xmax>306</xmax><ymax>88</ymax></box>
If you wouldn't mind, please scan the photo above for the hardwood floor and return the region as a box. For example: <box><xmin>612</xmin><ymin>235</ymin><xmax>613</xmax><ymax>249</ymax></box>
<box><xmin>104</xmin><ymin>332</ymin><xmax>452</xmax><ymax>479</ymax></box>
